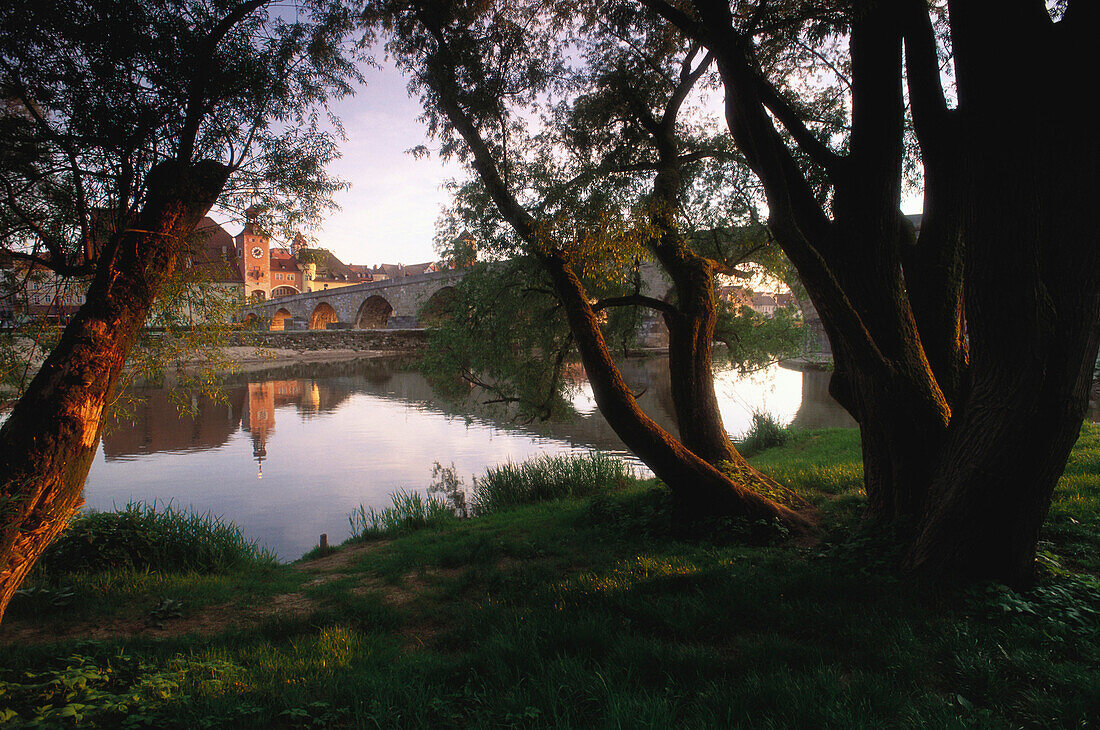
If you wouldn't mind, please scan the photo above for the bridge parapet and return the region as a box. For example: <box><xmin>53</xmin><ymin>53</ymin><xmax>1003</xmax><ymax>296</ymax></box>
<box><xmin>240</xmin><ymin>268</ymin><xmax>465</xmax><ymax>331</ymax></box>
<box><xmin>238</xmin><ymin>263</ymin><xmax>677</xmax><ymax>333</ymax></box>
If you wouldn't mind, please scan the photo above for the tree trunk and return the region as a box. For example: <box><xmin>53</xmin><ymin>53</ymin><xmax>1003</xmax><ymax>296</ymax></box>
<box><xmin>678</xmin><ymin>0</ymin><xmax>1098</xmax><ymax>586</ymax></box>
<box><xmin>0</xmin><ymin>160</ymin><xmax>228</xmax><ymax>622</ymax></box>
<box><xmin>659</xmin><ymin>249</ymin><xmax>799</xmax><ymax>497</ymax></box>
<box><xmin>658</xmin><ymin>250</ymin><xmax>739</xmax><ymax>466</ymax></box>
<box><xmin>543</xmin><ymin>250</ymin><xmax>810</xmax><ymax>525</ymax></box>
<box><xmin>908</xmin><ymin>33</ymin><xmax>1100</xmax><ymax>585</ymax></box>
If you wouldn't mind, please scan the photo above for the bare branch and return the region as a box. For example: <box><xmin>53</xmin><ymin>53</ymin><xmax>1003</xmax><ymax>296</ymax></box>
<box><xmin>593</xmin><ymin>293</ymin><xmax>677</xmax><ymax>315</ymax></box>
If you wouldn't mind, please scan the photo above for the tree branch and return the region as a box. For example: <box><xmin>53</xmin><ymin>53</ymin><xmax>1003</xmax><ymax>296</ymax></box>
<box><xmin>177</xmin><ymin>0</ymin><xmax>270</xmax><ymax>163</ymax></box>
<box><xmin>417</xmin><ymin>11</ymin><xmax>539</xmax><ymax>242</ymax></box>
<box><xmin>753</xmin><ymin>72</ymin><xmax>843</xmax><ymax>173</ymax></box>
<box><xmin>593</xmin><ymin>293</ymin><xmax>677</xmax><ymax>315</ymax></box>
<box><xmin>902</xmin><ymin>0</ymin><xmax>952</xmax><ymax>153</ymax></box>
<box><xmin>636</xmin><ymin>0</ymin><xmax>703</xmax><ymax>40</ymax></box>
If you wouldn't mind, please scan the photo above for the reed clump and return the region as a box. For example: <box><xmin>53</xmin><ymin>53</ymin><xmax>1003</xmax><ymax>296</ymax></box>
<box><xmin>347</xmin><ymin>452</ymin><xmax>638</xmax><ymax>541</ymax></box>
<box><xmin>348</xmin><ymin>490</ymin><xmax>456</xmax><ymax>540</ymax></box>
<box><xmin>37</xmin><ymin>501</ymin><xmax>275</xmax><ymax>576</ymax></box>
<box><xmin>470</xmin><ymin>452</ymin><xmax>635</xmax><ymax>516</ymax></box>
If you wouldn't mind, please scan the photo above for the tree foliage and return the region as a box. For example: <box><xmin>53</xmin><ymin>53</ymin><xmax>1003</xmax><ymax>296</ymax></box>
<box><xmin>0</xmin><ymin>0</ymin><xmax>363</xmax><ymax>622</ymax></box>
<box><xmin>381</xmin><ymin>0</ymin><xmax>812</xmax><ymax>530</ymax></box>
<box><xmin>635</xmin><ymin>0</ymin><xmax>1099</xmax><ymax>585</ymax></box>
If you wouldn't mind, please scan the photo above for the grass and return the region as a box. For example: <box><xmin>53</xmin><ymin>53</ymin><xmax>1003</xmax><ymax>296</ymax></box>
<box><xmin>35</xmin><ymin>501</ymin><xmax>276</xmax><ymax>577</ymax></box>
<box><xmin>470</xmin><ymin>451</ymin><xmax>638</xmax><ymax>516</ymax></box>
<box><xmin>735</xmin><ymin>409</ymin><xmax>793</xmax><ymax>457</ymax></box>
<box><xmin>0</xmin><ymin>425</ymin><xmax>1097</xmax><ymax>728</ymax></box>
<box><xmin>348</xmin><ymin>490</ymin><xmax>457</xmax><ymax>541</ymax></box>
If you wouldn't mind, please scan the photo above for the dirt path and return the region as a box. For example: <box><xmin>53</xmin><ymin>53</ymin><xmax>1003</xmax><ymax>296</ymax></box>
<box><xmin>0</xmin><ymin>542</ymin><xmax>438</xmax><ymax>646</ymax></box>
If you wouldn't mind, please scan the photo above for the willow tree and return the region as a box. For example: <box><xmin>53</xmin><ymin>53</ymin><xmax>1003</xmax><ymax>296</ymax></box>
<box><xmin>567</xmin><ymin>7</ymin><xmax>805</xmax><ymax>466</ymax></box>
<box><xmin>424</xmin><ymin>7</ymin><xmax>799</xmax><ymax>464</ymax></box>
<box><xmin>0</xmin><ymin>0</ymin><xmax>360</xmax><ymax>621</ymax></box>
<box><xmin>381</xmin><ymin>1</ymin><xmax>810</xmax><ymax>528</ymax></box>
<box><xmin>638</xmin><ymin>0</ymin><xmax>1099</xmax><ymax>586</ymax></box>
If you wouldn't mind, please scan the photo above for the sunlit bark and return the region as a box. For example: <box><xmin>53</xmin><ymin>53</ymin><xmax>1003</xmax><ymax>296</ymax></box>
<box><xmin>0</xmin><ymin>160</ymin><xmax>228</xmax><ymax>621</ymax></box>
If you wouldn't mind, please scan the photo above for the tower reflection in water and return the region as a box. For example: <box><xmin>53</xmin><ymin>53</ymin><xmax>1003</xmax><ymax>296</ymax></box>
<box><xmin>89</xmin><ymin>357</ymin><xmax>866</xmax><ymax>560</ymax></box>
<box><xmin>244</xmin><ymin>380</ymin><xmax>326</xmax><ymax>478</ymax></box>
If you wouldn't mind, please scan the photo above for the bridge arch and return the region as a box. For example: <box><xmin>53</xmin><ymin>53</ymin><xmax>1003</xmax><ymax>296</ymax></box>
<box><xmin>241</xmin><ymin>312</ymin><xmax>261</xmax><ymax>329</ymax></box>
<box><xmin>309</xmin><ymin>302</ymin><xmax>338</xmax><ymax>330</ymax></box>
<box><xmin>270</xmin><ymin>308</ymin><xmax>293</xmax><ymax>331</ymax></box>
<box><xmin>271</xmin><ymin>285</ymin><xmax>299</xmax><ymax>298</ymax></box>
<box><xmin>419</xmin><ymin>286</ymin><xmax>458</xmax><ymax>326</ymax></box>
<box><xmin>355</xmin><ymin>295</ymin><xmax>394</xmax><ymax>329</ymax></box>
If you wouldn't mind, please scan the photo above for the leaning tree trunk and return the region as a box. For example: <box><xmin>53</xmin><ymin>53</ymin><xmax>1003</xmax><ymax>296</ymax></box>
<box><xmin>659</xmin><ymin>248</ymin><xmax>801</xmax><ymax>496</ymax></box>
<box><xmin>543</xmin><ymin>250</ymin><xmax>810</xmax><ymax>526</ymax></box>
<box><xmin>646</xmin><ymin>113</ymin><xmax>754</xmax><ymax>472</ymax></box>
<box><xmin>0</xmin><ymin>160</ymin><xmax>228</xmax><ymax>622</ymax></box>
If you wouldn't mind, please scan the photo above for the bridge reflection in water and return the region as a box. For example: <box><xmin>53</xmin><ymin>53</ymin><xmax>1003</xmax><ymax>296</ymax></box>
<box><xmin>89</xmin><ymin>357</ymin><xmax>854</xmax><ymax>560</ymax></box>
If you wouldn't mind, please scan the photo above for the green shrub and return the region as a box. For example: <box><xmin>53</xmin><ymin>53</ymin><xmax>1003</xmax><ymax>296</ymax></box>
<box><xmin>348</xmin><ymin>490</ymin><xmax>457</xmax><ymax>541</ymax></box>
<box><xmin>471</xmin><ymin>452</ymin><xmax>636</xmax><ymax>516</ymax></box>
<box><xmin>36</xmin><ymin>501</ymin><xmax>275</xmax><ymax>577</ymax></box>
<box><xmin>737</xmin><ymin>410</ymin><xmax>792</xmax><ymax>457</ymax></box>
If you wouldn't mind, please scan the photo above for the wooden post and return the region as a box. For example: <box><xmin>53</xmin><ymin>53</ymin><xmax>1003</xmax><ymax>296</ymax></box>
<box><xmin>319</xmin><ymin>533</ymin><xmax>328</xmax><ymax>550</ymax></box>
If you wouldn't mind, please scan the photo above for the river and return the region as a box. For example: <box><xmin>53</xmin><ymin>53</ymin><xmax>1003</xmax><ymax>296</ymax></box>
<box><xmin>79</xmin><ymin>356</ymin><xmax>852</xmax><ymax>559</ymax></box>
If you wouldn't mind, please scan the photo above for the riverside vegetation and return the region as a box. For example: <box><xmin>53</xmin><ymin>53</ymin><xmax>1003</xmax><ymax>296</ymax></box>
<box><xmin>0</xmin><ymin>424</ymin><xmax>1097</xmax><ymax>728</ymax></box>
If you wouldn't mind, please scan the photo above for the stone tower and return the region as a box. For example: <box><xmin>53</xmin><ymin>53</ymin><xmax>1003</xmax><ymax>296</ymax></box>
<box><xmin>235</xmin><ymin>205</ymin><xmax>271</xmax><ymax>301</ymax></box>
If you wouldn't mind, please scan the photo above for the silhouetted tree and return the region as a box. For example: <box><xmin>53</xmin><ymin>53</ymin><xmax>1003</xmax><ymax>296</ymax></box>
<box><xmin>0</xmin><ymin>0</ymin><xmax>361</xmax><ymax>621</ymax></box>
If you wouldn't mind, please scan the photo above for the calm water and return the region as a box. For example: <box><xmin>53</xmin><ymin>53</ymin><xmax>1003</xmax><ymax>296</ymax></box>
<box><xmin>83</xmin><ymin>357</ymin><xmax>854</xmax><ymax>559</ymax></box>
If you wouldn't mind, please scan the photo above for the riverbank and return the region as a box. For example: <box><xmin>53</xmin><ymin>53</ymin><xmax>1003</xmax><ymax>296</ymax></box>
<box><xmin>0</xmin><ymin>330</ymin><xmax>429</xmax><ymax>404</ymax></box>
<box><xmin>200</xmin><ymin>329</ymin><xmax>431</xmax><ymax>372</ymax></box>
<box><xmin>1</xmin><ymin>426</ymin><xmax>1097</xmax><ymax>728</ymax></box>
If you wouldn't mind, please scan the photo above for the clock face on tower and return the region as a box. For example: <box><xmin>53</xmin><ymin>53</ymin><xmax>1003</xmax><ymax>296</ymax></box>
<box><xmin>251</xmin><ymin>247</ymin><xmax>264</xmax><ymax>259</ymax></box>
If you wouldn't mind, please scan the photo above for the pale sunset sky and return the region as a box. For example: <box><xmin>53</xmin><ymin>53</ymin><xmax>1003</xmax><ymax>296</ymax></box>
<box><xmin>214</xmin><ymin>53</ymin><xmax>922</xmax><ymax>270</ymax></box>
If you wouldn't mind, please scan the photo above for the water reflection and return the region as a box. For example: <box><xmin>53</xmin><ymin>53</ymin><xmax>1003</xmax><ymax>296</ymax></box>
<box><xmin>85</xmin><ymin>356</ymin><xmax>854</xmax><ymax>560</ymax></box>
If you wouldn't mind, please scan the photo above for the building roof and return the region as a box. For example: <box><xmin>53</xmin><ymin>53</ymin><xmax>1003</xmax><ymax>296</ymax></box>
<box><xmin>375</xmin><ymin>262</ymin><xmax>436</xmax><ymax>279</ymax></box>
<box><xmin>718</xmin><ymin>285</ymin><xmax>752</xmax><ymax>305</ymax></box>
<box><xmin>191</xmin><ymin>218</ymin><xmax>243</xmax><ymax>284</ymax></box>
<box><xmin>301</xmin><ymin>248</ymin><xmax>357</xmax><ymax>282</ymax></box>
<box><xmin>270</xmin><ymin>250</ymin><xmax>299</xmax><ymax>273</ymax></box>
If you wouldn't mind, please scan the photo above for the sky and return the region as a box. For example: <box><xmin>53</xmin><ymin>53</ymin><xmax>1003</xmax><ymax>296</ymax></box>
<box><xmin>311</xmin><ymin>59</ymin><xmax>462</xmax><ymax>267</ymax></box>
<box><xmin>213</xmin><ymin>56</ymin><xmax>462</xmax><ymax>268</ymax></box>
<box><xmin>211</xmin><ymin>54</ymin><xmax>923</xmax><ymax>270</ymax></box>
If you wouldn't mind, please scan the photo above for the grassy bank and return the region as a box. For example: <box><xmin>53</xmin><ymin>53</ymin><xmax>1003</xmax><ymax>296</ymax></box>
<box><xmin>1</xmin><ymin>426</ymin><xmax>1097</xmax><ymax>728</ymax></box>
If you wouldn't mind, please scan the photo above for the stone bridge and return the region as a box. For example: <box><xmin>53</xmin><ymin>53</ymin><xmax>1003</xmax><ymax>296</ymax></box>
<box><xmin>240</xmin><ymin>269</ymin><xmax>466</xmax><ymax>330</ymax></box>
<box><xmin>235</xmin><ymin>261</ymin><xmax>828</xmax><ymax>359</ymax></box>
<box><xmin>239</xmin><ymin>263</ymin><xmax>676</xmax><ymax>332</ymax></box>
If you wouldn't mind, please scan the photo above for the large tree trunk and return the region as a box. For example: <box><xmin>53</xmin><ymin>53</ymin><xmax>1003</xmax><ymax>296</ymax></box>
<box><xmin>910</xmin><ymin>165</ymin><xmax>1098</xmax><ymax>585</ymax></box>
<box><xmin>908</xmin><ymin>5</ymin><xmax>1100</xmax><ymax>586</ymax></box>
<box><xmin>679</xmin><ymin>0</ymin><xmax>1098</xmax><ymax>585</ymax></box>
<box><xmin>0</xmin><ymin>160</ymin><xmax>228</xmax><ymax>622</ymax></box>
